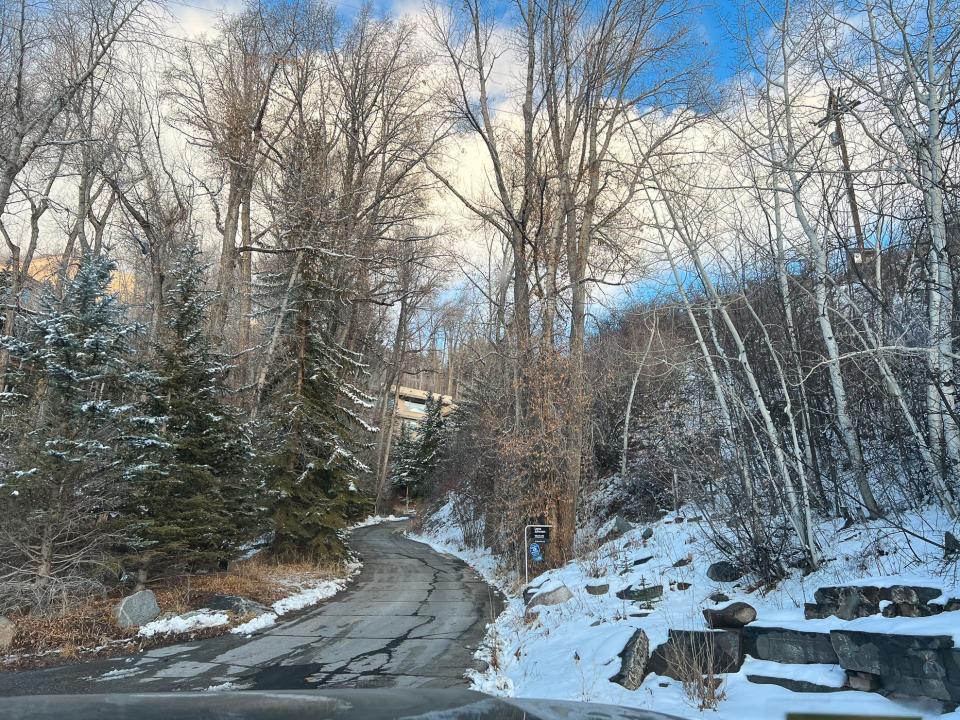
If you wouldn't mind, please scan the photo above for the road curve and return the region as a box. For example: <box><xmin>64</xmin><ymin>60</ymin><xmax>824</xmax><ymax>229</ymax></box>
<box><xmin>0</xmin><ymin>522</ymin><xmax>500</xmax><ymax>695</ymax></box>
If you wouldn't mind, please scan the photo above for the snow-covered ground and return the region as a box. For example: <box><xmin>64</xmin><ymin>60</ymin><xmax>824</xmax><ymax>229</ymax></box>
<box><xmin>408</xmin><ymin>496</ymin><xmax>960</xmax><ymax>719</ymax></box>
<box><xmin>347</xmin><ymin>514</ymin><xmax>410</xmax><ymax>530</ymax></box>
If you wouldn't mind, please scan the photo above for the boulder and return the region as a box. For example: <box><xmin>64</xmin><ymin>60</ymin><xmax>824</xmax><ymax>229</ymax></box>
<box><xmin>527</xmin><ymin>584</ymin><xmax>573</xmax><ymax>610</ymax></box>
<box><xmin>600</xmin><ymin>516</ymin><xmax>633</xmax><ymax>543</ymax></box>
<box><xmin>641</xmin><ymin>528</ymin><xmax>654</xmax><ymax>540</ymax></box>
<box><xmin>708</xmin><ymin>592</ymin><xmax>730</xmax><ymax>604</ymax></box>
<box><xmin>945</xmin><ymin>599</ymin><xmax>960</xmax><ymax>612</ymax></box>
<box><xmin>742</xmin><ymin>626</ymin><xmax>839</xmax><ymax>664</ymax></box>
<box><xmin>675</xmin><ymin>582</ymin><xmax>691</xmax><ymax>591</ymax></box>
<box><xmin>703</xmin><ymin>602</ymin><xmax>756</xmax><ymax>629</ymax></box>
<box><xmin>585</xmin><ymin>583</ymin><xmax>609</xmax><ymax>596</ymax></box>
<box><xmin>616</xmin><ymin>584</ymin><xmax>663</xmax><ymax>603</ymax></box>
<box><xmin>0</xmin><ymin>616</ymin><xmax>15</xmax><ymax>651</ymax></box>
<box><xmin>810</xmin><ymin>586</ymin><xmax>881</xmax><ymax>620</ymax></box>
<box><xmin>610</xmin><ymin>629</ymin><xmax>651</xmax><ymax>690</ymax></box>
<box><xmin>648</xmin><ymin>629</ymin><xmax>743</xmax><ymax>679</ymax></box>
<box><xmin>672</xmin><ymin>556</ymin><xmax>691</xmax><ymax>568</ymax></box>
<box><xmin>206</xmin><ymin>595</ymin><xmax>268</xmax><ymax>616</ymax></box>
<box><xmin>706</xmin><ymin>561</ymin><xmax>743</xmax><ymax>583</ymax></box>
<box><xmin>747</xmin><ymin>674</ymin><xmax>845</xmax><ymax>694</ymax></box>
<box><xmin>522</xmin><ymin>580</ymin><xmax>548</xmax><ymax>605</ymax></box>
<box><xmin>114</xmin><ymin>589</ymin><xmax>161</xmax><ymax>629</ymax></box>
<box><xmin>830</xmin><ymin>630</ymin><xmax>960</xmax><ymax>702</ymax></box>
<box><xmin>632</xmin><ymin>556</ymin><xmax>654</xmax><ymax>566</ymax></box>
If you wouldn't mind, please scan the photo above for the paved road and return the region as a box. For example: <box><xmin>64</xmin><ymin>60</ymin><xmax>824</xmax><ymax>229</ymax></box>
<box><xmin>0</xmin><ymin>522</ymin><xmax>500</xmax><ymax>695</ymax></box>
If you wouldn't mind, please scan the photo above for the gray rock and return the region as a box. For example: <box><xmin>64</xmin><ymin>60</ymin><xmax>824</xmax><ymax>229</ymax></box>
<box><xmin>708</xmin><ymin>592</ymin><xmax>730</xmax><ymax>604</ymax></box>
<box><xmin>641</xmin><ymin>528</ymin><xmax>653</xmax><ymax>540</ymax></box>
<box><xmin>703</xmin><ymin>602</ymin><xmax>757</xmax><ymax>629</ymax></box>
<box><xmin>747</xmin><ymin>674</ymin><xmax>846</xmax><ymax>694</ymax></box>
<box><xmin>742</xmin><ymin>626</ymin><xmax>839</xmax><ymax>664</ymax></box>
<box><xmin>206</xmin><ymin>594</ymin><xmax>268</xmax><ymax>616</ymax></box>
<box><xmin>830</xmin><ymin>630</ymin><xmax>960</xmax><ymax>702</ymax></box>
<box><xmin>0</xmin><ymin>616</ymin><xmax>15</xmax><ymax>651</ymax></box>
<box><xmin>527</xmin><ymin>584</ymin><xmax>573</xmax><ymax>610</ymax></box>
<box><xmin>648</xmin><ymin>629</ymin><xmax>743</xmax><ymax>679</ymax></box>
<box><xmin>672</xmin><ymin>556</ymin><xmax>691</xmax><ymax>568</ymax></box>
<box><xmin>585</xmin><ymin>583</ymin><xmax>609</xmax><ymax>596</ymax></box>
<box><xmin>114</xmin><ymin>589</ymin><xmax>161</xmax><ymax>628</ymax></box>
<box><xmin>600</xmin><ymin>516</ymin><xmax>633</xmax><ymax>543</ymax></box>
<box><xmin>632</xmin><ymin>556</ymin><xmax>654</xmax><ymax>566</ymax></box>
<box><xmin>522</xmin><ymin>580</ymin><xmax>548</xmax><ymax>605</ymax></box>
<box><xmin>616</xmin><ymin>584</ymin><xmax>663</xmax><ymax>602</ymax></box>
<box><xmin>706</xmin><ymin>561</ymin><xmax>743</xmax><ymax>583</ymax></box>
<box><xmin>945</xmin><ymin>599</ymin><xmax>960</xmax><ymax>612</ymax></box>
<box><xmin>610</xmin><ymin>629</ymin><xmax>651</xmax><ymax>690</ymax></box>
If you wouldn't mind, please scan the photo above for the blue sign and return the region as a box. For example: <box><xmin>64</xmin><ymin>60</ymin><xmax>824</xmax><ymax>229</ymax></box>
<box><xmin>529</xmin><ymin>542</ymin><xmax>544</xmax><ymax>563</ymax></box>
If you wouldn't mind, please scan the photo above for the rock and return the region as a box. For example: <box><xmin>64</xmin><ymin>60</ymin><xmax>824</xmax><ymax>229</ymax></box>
<box><xmin>641</xmin><ymin>528</ymin><xmax>653</xmax><ymax>540</ymax></box>
<box><xmin>706</xmin><ymin>561</ymin><xmax>743</xmax><ymax>583</ymax></box>
<box><xmin>206</xmin><ymin>595</ymin><xmax>268</xmax><ymax>616</ymax></box>
<box><xmin>522</xmin><ymin>580</ymin><xmax>548</xmax><ymax>604</ymax></box>
<box><xmin>830</xmin><ymin>630</ymin><xmax>960</xmax><ymax>702</ymax></box>
<box><xmin>527</xmin><ymin>584</ymin><xmax>573</xmax><ymax>610</ymax></box>
<box><xmin>590</xmin><ymin>619</ymin><xmax>603</xmax><ymax>627</ymax></box>
<box><xmin>610</xmin><ymin>629</ymin><xmax>651</xmax><ymax>690</ymax></box>
<box><xmin>708</xmin><ymin>592</ymin><xmax>730</xmax><ymax>604</ymax></box>
<box><xmin>114</xmin><ymin>589</ymin><xmax>161</xmax><ymax>629</ymax></box>
<box><xmin>616</xmin><ymin>584</ymin><xmax>663</xmax><ymax>602</ymax></box>
<box><xmin>945</xmin><ymin>531</ymin><xmax>960</xmax><ymax>557</ymax></box>
<box><xmin>585</xmin><ymin>583</ymin><xmax>609</xmax><ymax>596</ymax></box>
<box><xmin>747</xmin><ymin>675</ymin><xmax>845</xmax><ymax>694</ymax></box>
<box><xmin>742</xmin><ymin>626</ymin><xmax>839</xmax><ymax>664</ymax></box>
<box><xmin>810</xmin><ymin>586</ymin><xmax>880</xmax><ymax>620</ymax></box>
<box><xmin>600</xmin><ymin>516</ymin><xmax>633</xmax><ymax>543</ymax></box>
<box><xmin>675</xmin><ymin>582</ymin><xmax>691</xmax><ymax>591</ymax></box>
<box><xmin>0</xmin><ymin>616</ymin><xmax>15</xmax><ymax>651</ymax></box>
<box><xmin>703</xmin><ymin>602</ymin><xmax>756</xmax><ymax>629</ymax></box>
<box><xmin>945</xmin><ymin>599</ymin><xmax>960</xmax><ymax>612</ymax></box>
<box><xmin>846</xmin><ymin>670</ymin><xmax>881</xmax><ymax>692</ymax></box>
<box><xmin>632</xmin><ymin>556</ymin><xmax>654</xmax><ymax>566</ymax></box>
<box><xmin>648</xmin><ymin>629</ymin><xmax>743</xmax><ymax>679</ymax></box>
<box><xmin>672</xmin><ymin>556</ymin><xmax>691</xmax><ymax>568</ymax></box>
<box><xmin>879</xmin><ymin>585</ymin><xmax>942</xmax><ymax>605</ymax></box>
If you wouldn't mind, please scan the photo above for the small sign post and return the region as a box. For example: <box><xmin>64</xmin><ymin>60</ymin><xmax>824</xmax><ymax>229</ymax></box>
<box><xmin>523</xmin><ymin>524</ymin><xmax>553</xmax><ymax>585</ymax></box>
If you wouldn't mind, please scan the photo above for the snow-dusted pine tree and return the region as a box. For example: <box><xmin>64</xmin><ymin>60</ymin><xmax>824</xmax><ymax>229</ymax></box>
<box><xmin>0</xmin><ymin>256</ymin><xmax>146</xmax><ymax>608</ymax></box>
<box><xmin>259</xmin><ymin>265</ymin><xmax>375</xmax><ymax>560</ymax></box>
<box><xmin>389</xmin><ymin>395</ymin><xmax>451</xmax><ymax>499</ymax></box>
<box><xmin>122</xmin><ymin>243</ymin><xmax>255</xmax><ymax>584</ymax></box>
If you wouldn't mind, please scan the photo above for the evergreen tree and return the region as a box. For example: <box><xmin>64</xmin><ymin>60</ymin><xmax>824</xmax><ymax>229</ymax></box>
<box><xmin>0</xmin><ymin>256</ymin><xmax>146</xmax><ymax>598</ymax></box>
<box><xmin>123</xmin><ymin>244</ymin><xmax>254</xmax><ymax>583</ymax></box>
<box><xmin>260</xmin><ymin>275</ymin><xmax>374</xmax><ymax>560</ymax></box>
<box><xmin>389</xmin><ymin>395</ymin><xmax>452</xmax><ymax>499</ymax></box>
<box><xmin>389</xmin><ymin>423</ymin><xmax>419</xmax><ymax>497</ymax></box>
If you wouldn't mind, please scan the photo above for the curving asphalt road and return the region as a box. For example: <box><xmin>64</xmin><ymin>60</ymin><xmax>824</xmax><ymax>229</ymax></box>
<box><xmin>0</xmin><ymin>522</ymin><xmax>501</xmax><ymax>695</ymax></box>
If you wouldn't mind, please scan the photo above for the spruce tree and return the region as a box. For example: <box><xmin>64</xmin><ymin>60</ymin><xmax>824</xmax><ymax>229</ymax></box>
<box><xmin>261</xmin><ymin>268</ymin><xmax>374</xmax><ymax>561</ymax></box>
<box><xmin>123</xmin><ymin>244</ymin><xmax>254</xmax><ymax>583</ymax></box>
<box><xmin>0</xmin><ymin>255</ymin><xmax>146</xmax><ymax>598</ymax></box>
<box><xmin>389</xmin><ymin>395</ymin><xmax>452</xmax><ymax>499</ymax></box>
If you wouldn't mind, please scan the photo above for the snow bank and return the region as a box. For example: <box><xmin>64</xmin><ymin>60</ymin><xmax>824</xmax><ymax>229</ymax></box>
<box><xmin>137</xmin><ymin>610</ymin><xmax>229</xmax><ymax>638</ymax></box>
<box><xmin>418</xmin><ymin>495</ymin><xmax>960</xmax><ymax>720</ymax></box>
<box><xmin>348</xmin><ymin>514</ymin><xmax>409</xmax><ymax>529</ymax></box>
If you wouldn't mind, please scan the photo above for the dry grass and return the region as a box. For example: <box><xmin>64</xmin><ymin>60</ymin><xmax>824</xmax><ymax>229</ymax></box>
<box><xmin>3</xmin><ymin>556</ymin><xmax>342</xmax><ymax>669</ymax></box>
<box><xmin>665</xmin><ymin>633</ymin><xmax>727</xmax><ymax>711</ymax></box>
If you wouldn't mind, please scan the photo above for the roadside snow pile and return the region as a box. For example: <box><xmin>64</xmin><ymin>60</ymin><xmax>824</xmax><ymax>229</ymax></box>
<box><xmin>406</xmin><ymin>496</ymin><xmax>509</xmax><ymax>592</ymax></box>
<box><xmin>420</xmin><ymin>495</ymin><xmax>960</xmax><ymax>720</ymax></box>
<box><xmin>138</xmin><ymin>610</ymin><xmax>229</xmax><ymax>638</ymax></box>
<box><xmin>349</xmin><ymin>514</ymin><xmax>409</xmax><ymax>529</ymax></box>
<box><xmin>231</xmin><ymin>560</ymin><xmax>362</xmax><ymax>636</ymax></box>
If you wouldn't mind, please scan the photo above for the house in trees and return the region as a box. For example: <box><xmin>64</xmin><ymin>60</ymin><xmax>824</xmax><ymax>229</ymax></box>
<box><xmin>390</xmin><ymin>385</ymin><xmax>456</xmax><ymax>434</ymax></box>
